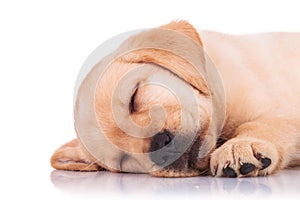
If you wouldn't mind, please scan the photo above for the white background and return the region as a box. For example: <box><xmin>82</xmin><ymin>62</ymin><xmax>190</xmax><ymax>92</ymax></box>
<box><xmin>0</xmin><ymin>0</ymin><xmax>299</xmax><ymax>200</ymax></box>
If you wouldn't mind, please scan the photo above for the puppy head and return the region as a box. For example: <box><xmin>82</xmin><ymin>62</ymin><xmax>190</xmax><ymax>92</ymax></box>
<box><xmin>75</xmin><ymin>21</ymin><xmax>225</xmax><ymax>177</ymax></box>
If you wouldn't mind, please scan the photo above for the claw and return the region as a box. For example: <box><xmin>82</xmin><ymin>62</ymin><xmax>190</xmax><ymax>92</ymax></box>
<box><xmin>212</xmin><ymin>164</ymin><xmax>218</xmax><ymax>176</ymax></box>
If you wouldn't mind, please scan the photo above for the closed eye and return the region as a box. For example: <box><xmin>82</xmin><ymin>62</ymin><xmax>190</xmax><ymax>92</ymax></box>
<box><xmin>129</xmin><ymin>85</ymin><xmax>138</xmax><ymax>113</ymax></box>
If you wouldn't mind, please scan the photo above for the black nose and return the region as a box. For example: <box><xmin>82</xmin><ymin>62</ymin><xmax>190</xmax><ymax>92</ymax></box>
<box><xmin>149</xmin><ymin>131</ymin><xmax>174</xmax><ymax>165</ymax></box>
<box><xmin>150</xmin><ymin>131</ymin><xmax>173</xmax><ymax>151</ymax></box>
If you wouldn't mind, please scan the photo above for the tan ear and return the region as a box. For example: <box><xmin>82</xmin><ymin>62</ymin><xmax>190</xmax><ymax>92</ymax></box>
<box><xmin>118</xmin><ymin>20</ymin><xmax>209</xmax><ymax>95</ymax></box>
<box><xmin>50</xmin><ymin>139</ymin><xmax>102</xmax><ymax>171</ymax></box>
<box><xmin>159</xmin><ymin>20</ymin><xmax>203</xmax><ymax>46</ymax></box>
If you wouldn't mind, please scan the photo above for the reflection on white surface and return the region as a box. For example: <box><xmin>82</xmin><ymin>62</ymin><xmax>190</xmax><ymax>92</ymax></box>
<box><xmin>51</xmin><ymin>167</ymin><xmax>300</xmax><ymax>199</ymax></box>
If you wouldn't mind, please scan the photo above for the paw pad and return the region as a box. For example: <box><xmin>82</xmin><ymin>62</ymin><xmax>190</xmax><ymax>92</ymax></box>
<box><xmin>260</xmin><ymin>157</ymin><xmax>271</xmax><ymax>170</ymax></box>
<box><xmin>223</xmin><ymin>166</ymin><xmax>237</xmax><ymax>177</ymax></box>
<box><xmin>240</xmin><ymin>163</ymin><xmax>255</xmax><ymax>175</ymax></box>
<box><xmin>220</xmin><ymin>156</ymin><xmax>272</xmax><ymax>177</ymax></box>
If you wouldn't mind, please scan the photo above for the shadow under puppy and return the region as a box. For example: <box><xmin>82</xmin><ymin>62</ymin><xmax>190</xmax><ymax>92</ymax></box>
<box><xmin>51</xmin><ymin>21</ymin><xmax>300</xmax><ymax>177</ymax></box>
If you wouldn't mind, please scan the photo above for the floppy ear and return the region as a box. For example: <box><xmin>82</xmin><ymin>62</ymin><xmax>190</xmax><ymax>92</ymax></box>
<box><xmin>118</xmin><ymin>20</ymin><xmax>209</xmax><ymax>95</ymax></box>
<box><xmin>159</xmin><ymin>20</ymin><xmax>203</xmax><ymax>46</ymax></box>
<box><xmin>50</xmin><ymin>139</ymin><xmax>102</xmax><ymax>171</ymax></box>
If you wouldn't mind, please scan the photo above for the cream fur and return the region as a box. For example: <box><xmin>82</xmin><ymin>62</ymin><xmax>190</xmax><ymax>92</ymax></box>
<box><xmin>51</xmin><ymin>21</ymin><xmax>300</xmax><ymax>178</ymax></box>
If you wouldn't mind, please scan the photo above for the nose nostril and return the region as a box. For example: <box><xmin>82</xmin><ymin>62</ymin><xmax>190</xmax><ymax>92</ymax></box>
<box><xmin>162</xmin><ymin>134</ymin><xmax>172</xmax><ymax>146</ymax></box>
<box><xmin>149</xmin><ymin>131</ymin><xmax>174</xmax><ymax>165</ymax></box>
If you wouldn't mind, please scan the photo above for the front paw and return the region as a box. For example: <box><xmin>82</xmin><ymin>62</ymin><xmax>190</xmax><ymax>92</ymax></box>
<box><xmin>210</xmin><ymin>137</ymin><xmax>279</xmax><ymax>177</ymax></box>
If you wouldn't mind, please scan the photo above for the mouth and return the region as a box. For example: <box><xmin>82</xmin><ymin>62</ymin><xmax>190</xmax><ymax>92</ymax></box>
<box><xmin>149</xmin><ymin>131</ymin><xmax>211</xmax><ymax>177</ymax></box>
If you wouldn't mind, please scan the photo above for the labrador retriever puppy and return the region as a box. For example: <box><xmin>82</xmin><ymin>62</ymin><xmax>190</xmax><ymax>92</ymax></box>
<box><xmin>51</xmin><ymin>21</ymin><xmax>300</xmax><ymax>177</ymax></box>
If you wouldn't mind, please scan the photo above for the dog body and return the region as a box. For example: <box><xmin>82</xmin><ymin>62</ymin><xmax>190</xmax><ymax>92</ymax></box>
<box><xmin>51</xmin><ymin>21</ymin><xmax>300</xmax><ymax>177</ymax></box>
<box><xmin>201</xmin><ymin>31</ymin><xmax>300</xmax><ymax>176</ymax></box>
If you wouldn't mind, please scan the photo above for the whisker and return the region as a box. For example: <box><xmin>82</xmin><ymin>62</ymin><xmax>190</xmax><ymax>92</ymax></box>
<box><xmin>199</xmin><ymin>169</ymin><xmax>209</xmax><ymax>176</ymax></box>
<box><xmin>80</xmin><ymin>160</ymin><xmax>99</xmax><ymax>171</ymax></box>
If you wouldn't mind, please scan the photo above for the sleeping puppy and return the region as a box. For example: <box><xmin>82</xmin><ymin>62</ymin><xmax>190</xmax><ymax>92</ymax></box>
<box><xmin>51</xmin><ymin>21</ymin><xmax>300</xmax><ymax>177</ymax></box>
